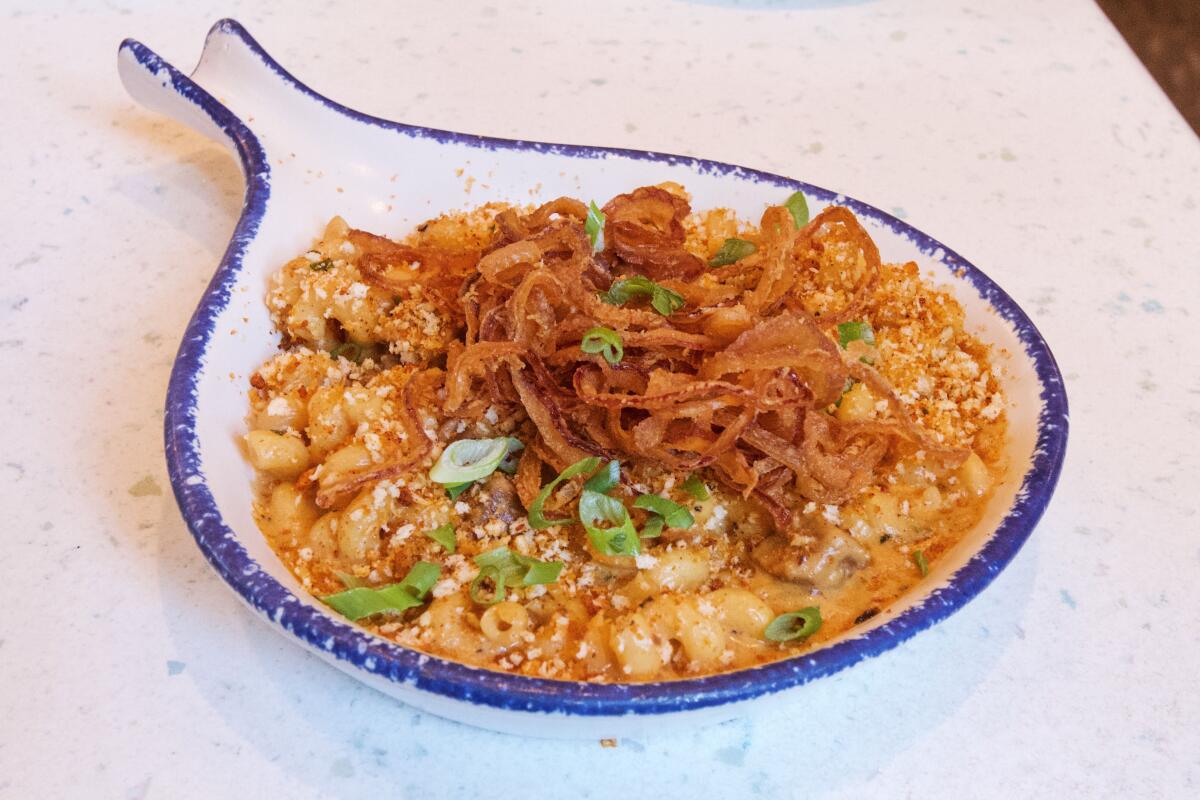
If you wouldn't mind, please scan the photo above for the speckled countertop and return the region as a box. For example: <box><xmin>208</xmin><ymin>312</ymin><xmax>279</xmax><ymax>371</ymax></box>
<box><xmin>2</xmin><ymin>1</ymin><xmax>1198</xmax><ymax>797</ymax></box>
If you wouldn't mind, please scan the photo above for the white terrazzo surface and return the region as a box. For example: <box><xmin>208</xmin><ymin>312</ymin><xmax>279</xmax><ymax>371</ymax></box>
<box><xmin>2</xmin><ymin>1</ymin><xmax>1198</xmax><ymax>797</ymax></box>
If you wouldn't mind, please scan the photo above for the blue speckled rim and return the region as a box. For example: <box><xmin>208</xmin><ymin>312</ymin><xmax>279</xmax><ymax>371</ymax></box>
<box><xmin>133</xmin><ymin>18</ymin><xmax>1068</xmax><ymax>719</ymax></box>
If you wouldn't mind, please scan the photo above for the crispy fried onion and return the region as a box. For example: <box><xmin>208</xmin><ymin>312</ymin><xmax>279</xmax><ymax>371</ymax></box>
<box><xmin>602</xmin><ymin>187</ymin><xmax>706</xmax><ymax>280</ymax></box>
<box><xmin>347</xmin><ymin>229</ymin><xmax>478</xmax><ymax>319</ymax></box>
<box><xmin>434</xmin><ymin>188</ymin><xmax>964</xmax><ymax>529</ymax></box>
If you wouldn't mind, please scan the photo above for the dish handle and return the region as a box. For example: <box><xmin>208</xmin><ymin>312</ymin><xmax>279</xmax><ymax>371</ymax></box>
<box><xmin>117</xmin><ymin>20</ymin><xmax>269</xmax><ymax>180</ymax></box>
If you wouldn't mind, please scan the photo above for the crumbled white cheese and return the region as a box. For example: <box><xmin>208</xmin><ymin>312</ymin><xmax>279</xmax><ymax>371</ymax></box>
<box><xmin>431</xmin><ymin>578</ymin><xmax>461</xmax><ymax>598</ymax></box>
<box><xmin>363</xmin><ymin>432</ymin><xmax>383</xmax><ymax>461</ymax></box>
<box><xmin>265</xmin><ymin>396</ymin><xmax>292</xmax><ymax>417</ymax></box>
<box><xmin>704</xmin><ymin>504</ymin><xmax>728</xmax><ymax>531</ymax></box>
<box><xmin>980</xmin><ymin>394</ymin><xmax>1004</xmax><ymax>421</ymax></box>
<box><xmin>390</xmin><ymin>523</ymin><xmax>415</xmax><ymax>546</ymax></box>
<box><xmin>849</xmin><ymin>518</ymin><xmax>873</xmax><ymax>541</ymax></box>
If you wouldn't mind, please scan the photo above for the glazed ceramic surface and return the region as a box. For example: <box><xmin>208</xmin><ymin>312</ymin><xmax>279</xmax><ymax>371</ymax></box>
<box><xmin>118</xmin><ymin>19</ymin><xmax>1067</xmax><ymax>738</ymax></box>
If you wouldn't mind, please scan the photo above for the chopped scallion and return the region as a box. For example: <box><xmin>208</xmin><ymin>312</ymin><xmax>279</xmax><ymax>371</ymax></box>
<box><xmin>322</xmin><ymin>561</ymin><xmax>441</xmax><ymax>620</ymax></box>
<box><xmin>521</xmin><ymin>559</ymin><xmax>564</xmax><ymax>586</ymax></box>
<box><xmin>784</xmin><ymin>190</ymin><xmax>810</xmax><ymax>228</ymax></box>
<box><xmin>329</xmin><ymin>341</ymin><xmax>365</xmax><ymax>363</ymax></box>
<box><xmin>528</xmin><ymin>456</ymin><xmax>602</xmax><ymax>529</ymax></box>
<box><xmin>579</xmin><ymin>489</ymin><xmax>640</xmax><ymax>556</ymax></box>
<box><xmin>446</xmin><ymin>482</ymin><xmax>474</xmax><ymax>500</ymax></box>
<box><xmin>422</xmin><ymin>522</ymin><xmax>457</xmax><ymax>553</ymax></box>
<box><xmin>580</xmin><ymin>326</ymin><xmax>624</xmax><ymax>365</ymax></box>
<box><xmin>650</xmin><ymin>288</ymin><xmax>685</xmax><ymax>317</ymax></box>
<box><xmin>474</xmin><ymin>546</ymin><xmax>527</xmax><ymax>582</ymax></box>
<box><xmin>913</xmin><ymin>550</ymin><xmax>929</xmax><ymax>577</ymax></box>
<box><xmin>429</xmin><ymin>437</ymin><xmax>523</xmax><ymax>486</ymax></box>
<box><xmin>834</xmin><ymin>378</ymin><xmax>855</xmax><ymax>408</ymax></box>
<box><xmin>709</xmin><ymin>237</ymin><xmax>757</xmax><ymax>267</ymax></box>
<box><xmin>632</xmin><ymin>493</ymin><xmax>694</xmax><ymax>529</ymax></box>
<box><xmin>640</xmin><ymin>516</ymin><xmax>664</xmax><ymax>539</ymax></box>
<box><xmin>400</xmin><ymin>561</ymin><xmax>442</xmax><ymax>596</ymax></box>
<box><xmin>470</xmin><ymin>565</ymin><xmax>506</xmax><ymax>606</ymax></box>
<box><xmin>583</xmin><ymin>459</ymin><xmax>621</xmax><ymax>493</ymax></box>
<box><xmin>764</xmin><ymin>607</ymin><xmax>822</xmax><ymax>642</ymax></box>
<box><xmin>837</xmin><ymin>320</ymin><xmax>876</xmax><ymax>349</ymax></box>
<box><xmin>335</xmin><ymin>572</ymin><xmax>368</xmax><ymax>589</ymax></box>
<box><xmin>498</xmin><ymin>447</ymin><xmax>521</xmax><ymax>475</ymax></box>
<box><xmin>600</xmin><ymin>275</ymin><xmax>685</xmax><ymax>317</ymax></box>
<box><xmin>310</xmin><ymin>258</ymin><xmax>334</xmax><ymax>271</ymax></box>
<box><xmin>585</xmin><ymin>200</ymin><xmax>606</xmax><ymax>252</ymax></box>
<box><xmin>680</xmin><ymin>473</ymin><xmax>709</xmax><ymax>501</ymax></box>
<box><xmin>472</xmin><ymin>545</ymin><xmax>564</xmax><ymax>592</ymax></box>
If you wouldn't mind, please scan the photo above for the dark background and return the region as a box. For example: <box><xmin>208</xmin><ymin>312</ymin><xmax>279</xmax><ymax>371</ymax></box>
<box><xmin>1097</xmin><ymin>0</ymin><xmax>1200</xmax><ymax>135</ymax></box>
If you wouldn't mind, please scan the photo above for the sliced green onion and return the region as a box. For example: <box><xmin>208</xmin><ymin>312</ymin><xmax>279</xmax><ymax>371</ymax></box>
<box><xmin>322</xmin><ymin>561</ymin><xmax>441</xmax><ymax>621</ymax></box>
<box><xmin>680</xmin><ymin>473</ymin><xmax>709</xmax><ymax>501</ymax></box>
<box><xmin>640</xmin><ymin>516</ymin><xmax>664</xmax><ymax>539</ymax></box>
<box><xmin>649</xmin><ymin>288</ymin><xmax>685</xmax><ymax>316</ymax></box>
<box><xmin>708</xmin><ymin>237</ymin><xmax>757</xmax><ymax>267</ymax></box>
<box><xmin>837</xmin><ymin>321</ymin><xmax>876</xmax><ymax>349</ymax></box>
<box><xmin>580</xmin><ymin>326</ymin><xmax>624</xmax><ymax>365</ymax></box>
<box><xmin>429</xmin><ymin>437</ymin><xmax>523</xmax><ymax>485</ymax></box>
<box><xmin>583</xmin><ymin>459</ymin><xmax>621</xmax><ymax>493</ymax></box>
<box><xmin>521</xmin><ymin>559</ymin><xmax>564</xmax><ymax>585</ymax></box>
<box><xmin>632</xmin><ymin>494</ymin><xmax>694</xmax><ymax>529</ymax></box>
<box><xmin>400</xmin><ymin>561</ymin><xmax>442</xmax><ymax>596</ymax></box>
<box><xmin>601</xmin><ymin>276</ymin><xmax>659</xmax><ymax>306</ymax></box>
<box><xmin>497</xmin><ymin>447</ymin><xmax>521</xmax><ymax>475</ymax></box>
<box><xmin>913</xmin><ymin>550</ymin><xmax>929</xmax><ymax>577</ymax></box>
<box><xmin>528</xmin><ymin>456</ymin><xmax>602</xmax><ymax>529</ymax></box>
<box><xmin>579</xmin><ymin>489</ymin><xmax>640</xmax><ymax>556</ymax></box>
<box><xmin>445</xmin><ymin>482</ymin><xmax>474</xmax><ymax>500</ymax></box>
<box><xmin>329</xmin><ymin>341</ymin><xmax>365</xmax><ymax>363</ymax></box>
<box><xmin>585</xmin><ymin>200</ymin><xmax>606</xmax><ymax>252</ymax></box>
<box><xmin>784</xmin><ymin>190</ymin><xmax>810</xmax><ymax>228</ymax></box>
<box><xmin>335</xmin><ymin>572</ymin><xmax>368</xmax><ymax>589</ymax></box>
<box><xmin>472</xmin><ymin>546</ymin><xmax>563</xmax><ymax>590</ymax></box>
<box><xmin>834</xmin><ymin>378</ymin><xmax>855</xmax><ymax>408</ymax></box>
<box><xmin>600</xmin><ymin>276</ymin><xmax>685</xmax><ymax>317</ymax></box>
<box><xmin>837</xmin><ymin>321</ymin><xmax>877</xmax><ymax>365</ymax></box>
<box><xmin>764</xmin><ymin>607</ymin><xmax>822</xmax><ymax>642</ymax></box>
<box><xmin>474</xmin><ymin>546</ymin><xmax>526</xmax><ymax>582</ymax></box>
<box><xmin>310</xmin><ymin>258</ymin><xmax>334</xmax><ymax>271</ymax></box>
<box><xmin>470</xmin><ymin>565</ymin><xmax>506</xmax><ymax>606</ymax></box>
<box><xmin>422</xmin><ymin>522</ymin><xmax>457</xmax><ymax>553</ymax></box>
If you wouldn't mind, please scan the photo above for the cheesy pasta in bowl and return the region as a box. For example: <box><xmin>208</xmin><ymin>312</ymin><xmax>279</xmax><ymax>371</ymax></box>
<box><xmin>130</xmin><ymin>19</ymin><xmax>1067</xmax><ymax>737</ymax></box>
<box><xmin>245</xmin><ymin>186</ymin><xmax>1012</xmax><ymax>683</ymax></box>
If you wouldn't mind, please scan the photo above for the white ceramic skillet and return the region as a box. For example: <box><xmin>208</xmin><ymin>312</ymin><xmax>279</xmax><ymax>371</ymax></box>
<box><xmin>117</xmin><ymin>19</ymin><xmax>1068</xmax><ymax>738</ymax></box>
